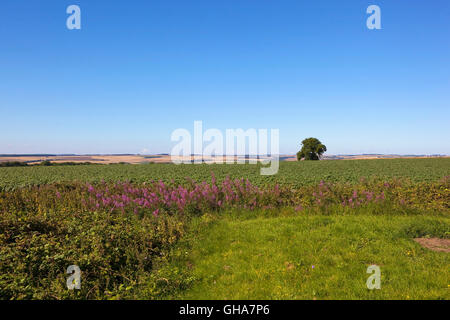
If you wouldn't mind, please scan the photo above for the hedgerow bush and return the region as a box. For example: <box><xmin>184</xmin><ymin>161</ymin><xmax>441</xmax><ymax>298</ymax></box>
<box><xmin>0</xmin><ymin>207</ymin><xmax>185</xmax><ymax>299</ymax></box>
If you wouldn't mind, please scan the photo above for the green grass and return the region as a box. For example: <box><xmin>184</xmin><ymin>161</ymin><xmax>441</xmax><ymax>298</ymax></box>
<box><xmin>1</xmin><ymin>158</ymin><xmax>449</xmax><ymax>190</ymax></box>
<box><xmin>171</xmin><ymin>210</ymin><xmax>450</xmax><ymax>300</ymax></box>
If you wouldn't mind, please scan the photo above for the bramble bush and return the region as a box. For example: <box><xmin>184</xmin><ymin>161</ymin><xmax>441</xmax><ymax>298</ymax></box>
<box><xmin>0</xmin><ymin>207</ymin><xmax>185</xmax><ymax>299</ymax></box>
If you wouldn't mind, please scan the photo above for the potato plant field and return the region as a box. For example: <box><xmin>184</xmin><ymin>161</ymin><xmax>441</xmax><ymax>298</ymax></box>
<box><xmin>0</xmin><ymin>158</ymin><xmax>449</xmax><ymax>191</ymax></box>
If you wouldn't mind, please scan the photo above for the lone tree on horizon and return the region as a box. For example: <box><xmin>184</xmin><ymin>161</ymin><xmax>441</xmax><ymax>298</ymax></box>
<box><xmin>297</xmin><ymin>138</ymin><xmax>327</xmax><ymax>161</ymax></box>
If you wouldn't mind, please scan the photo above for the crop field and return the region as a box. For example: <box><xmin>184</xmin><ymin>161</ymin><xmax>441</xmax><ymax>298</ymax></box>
<box><xmin>0</xmin><ymin>158</ymin><xmax>449</xmax><ymax>191</ymax></box>
<box><xmin>0</xmin><ymin>158</ymin><xmax>449</xmax><ymax>300</ymax></box>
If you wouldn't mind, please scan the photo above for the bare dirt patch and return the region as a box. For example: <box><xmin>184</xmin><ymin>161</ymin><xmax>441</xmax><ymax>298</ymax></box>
<box><xmin>414</xmin><ymin>238</ymin><xmax>450</xmax><ymax>253</ymax></box>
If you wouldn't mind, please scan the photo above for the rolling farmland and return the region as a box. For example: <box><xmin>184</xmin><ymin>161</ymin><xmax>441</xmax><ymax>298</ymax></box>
<box><xmin>1</xmin><ymin>158</ymin><xmax>449</xmax><ymax>300</ymax></box>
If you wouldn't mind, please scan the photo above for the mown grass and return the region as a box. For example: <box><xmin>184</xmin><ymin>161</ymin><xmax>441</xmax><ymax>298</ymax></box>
<box><xmin>172</xmin><ymin>210</ymin><xmax>449</xmax><ymax>300</ymax></box>
<box><xmin>0</xmin><ymin>158</ymin><xmax>449</xmax><ymax>191</ymax></box>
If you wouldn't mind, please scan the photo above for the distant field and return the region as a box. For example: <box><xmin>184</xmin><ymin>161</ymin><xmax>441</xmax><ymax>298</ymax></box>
<box><xmin>1</xmin><ymin>154</ymin><xmax>446</xmax><ymax>165</ymax></box>
<box><xmin>0</xmin><ymin>158</ymin><xmax>449</xmax><ymax>191</ymax></box>
<box><xmin>0</xmin><ymin>155</ymin><xmax>151</xmax><ymax>164</ymax></box>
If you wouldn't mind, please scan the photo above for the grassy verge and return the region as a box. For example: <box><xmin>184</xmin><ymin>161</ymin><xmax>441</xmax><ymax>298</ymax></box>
<box><xmin>170</xmin><ymin>210</ymin><xmax>449</xmax><ymax>300</ymax></box>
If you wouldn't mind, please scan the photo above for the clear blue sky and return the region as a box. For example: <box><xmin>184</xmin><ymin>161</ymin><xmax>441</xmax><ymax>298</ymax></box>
<box><xmin>1</xmin><ymin>0</ymin><xmax>449</xmax><ymax>155</ymax></box>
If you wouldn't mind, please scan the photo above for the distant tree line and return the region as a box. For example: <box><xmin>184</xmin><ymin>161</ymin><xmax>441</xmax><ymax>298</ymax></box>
<box><xmin>0</xmin><ymin>161</ymin><xmax>29</xmax><ymax>167</ymax></box>
<box><xmin>0</xmin><ymin>161</ymin><xmax>100</xmax><ymax>167</ymax></box>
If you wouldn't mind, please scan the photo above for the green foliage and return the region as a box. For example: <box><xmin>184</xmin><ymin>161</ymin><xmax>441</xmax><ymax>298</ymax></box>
<box><xmin>0</xmin><ymin>159</ymin><xmax>449</xmax><ymax>300</ymax></box>
<box><xmin>0</xmin><ymin>158</ymin><xmax>449</xmax><ymax>191</ymax></box>
<box><xmin>0</xmin><ymin>161</ymin><xmax>100</xmax><ymax>168</ymax></box>
<box><xmin>297</xmin><ymin>137</ymin><xmax>327</xmax><ymax>160</ymax></box>
<box><xmin>0</xmin><ymin>161</ymin><xmax>29</xmax><ymax>167</ymax></box>
<box><xmin>38</xmin><ymin>161</ymin><xmax>99</xmax><ymax>167</ymax></box>
<box><xmin>0</xmin><ymin>188</ymin><xmax>187</xmax><ymax>299</ymax></box>
<box><xmin>0</xmin><ymin>176</ymin><xmax>449</xmax><ymax>299</ymax></box>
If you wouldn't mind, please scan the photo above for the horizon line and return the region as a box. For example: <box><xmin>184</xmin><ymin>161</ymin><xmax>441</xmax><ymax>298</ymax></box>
<box><xmin>0</xmin><ymin>153</ymin><xmax>448</xmax><ymax>157</ymax></box>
